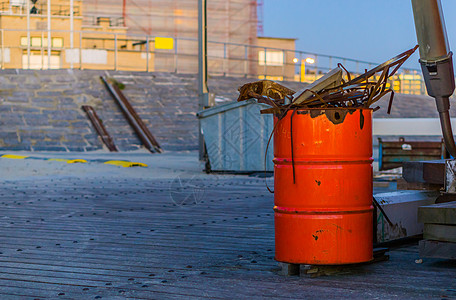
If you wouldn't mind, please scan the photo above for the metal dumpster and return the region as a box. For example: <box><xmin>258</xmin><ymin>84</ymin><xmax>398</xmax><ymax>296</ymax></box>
<box><xmin>197</xmin><ymin>99</ymin><xmax>274</xmax><ymax>172</ymax></box>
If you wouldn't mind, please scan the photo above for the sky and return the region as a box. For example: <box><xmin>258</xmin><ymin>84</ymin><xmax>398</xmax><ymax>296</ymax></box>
<box><xmin>263</xmin><ymin>0</ymin><xmax>456</xmax><ymax>69</ymax></box>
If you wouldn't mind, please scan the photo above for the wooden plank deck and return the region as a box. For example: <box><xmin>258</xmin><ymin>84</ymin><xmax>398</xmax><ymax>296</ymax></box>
<box><xmin>0</xmin><ymin>174</ymin><xmax>455</xmax><ymax>299</ymax></box>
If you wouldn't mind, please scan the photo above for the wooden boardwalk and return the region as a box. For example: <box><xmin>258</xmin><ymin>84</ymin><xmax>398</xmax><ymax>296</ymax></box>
<box><xmin>0</xmin><ymin>174</ymin><xmax>454</xmax><ymax>299</ymax></box>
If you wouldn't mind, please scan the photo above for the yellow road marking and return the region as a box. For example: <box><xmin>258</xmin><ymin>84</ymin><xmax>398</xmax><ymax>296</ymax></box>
<box><xmin>1</xmin><ymin>154</ymin><xmax>28</xmax><ymax>159</ymax></box>
<box><xmin>1</xmin><ymin>155</ymin><xmax>145</xmax><ymax>168</ymax></box>
<box><xmin>48</xmin><ymin>158</ymin><xmax>87</xmax><ymax>164</ymax></box>
<box><xmin>104</xmin><ymin>160</ymin><xmax>148</xmax><ymax>168</ymax></box>
<box><xmin>67</xmin><ymin>159</ymin><xmax>87</xmax><ymax>164</ymax></box>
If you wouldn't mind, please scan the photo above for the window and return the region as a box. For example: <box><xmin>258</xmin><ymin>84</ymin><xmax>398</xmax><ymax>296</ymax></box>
<box><xmin>20</xmin><ymin>37</ymin><xmax>27</xmax><ymax>47</ymax></box>
<box><xmin>31</xmin><ymin>37</ymin><xmax>42</xmax><ymax>47</ymax></box>
<box><xmin>20</xmin><ymin>37</ymin><xmax>64</xmax><ymax>48</ymax></box>
<box><xmin>258</xmin><ymin>50</ymin><xmax>284</xmax><ymax>66</ymax></box>
<box><xmin>258</xmin><ymin>75</ymin><xmax>283</xmax><ymax>81</ymax></box>
<box><xmin>22</xmin><ymin>51</ymin><xmax>61</xmax><ymax>69</ymax></box>
<box><xmin>52</xmin><ymin>38</ymin><xmax>64</xmax><ymax>48</ymax></box>
<box><xmin>20</xmin><ymin>37</ymin><xmax>42</xmax><ymax>47</ymax></box>
<box><xmin>11</xmin><ymin>0</ymin><xmax>26</xmax><ymax>6</ymax></box>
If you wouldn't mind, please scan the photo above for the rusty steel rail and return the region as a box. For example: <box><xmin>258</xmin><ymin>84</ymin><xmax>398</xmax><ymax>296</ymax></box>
<box><xmin>111</xmin><ymin>84</ymin><xmax>162</xmax><ymax>153</ymax></box>
<box><xmin>82</xmin><ymin>105</ymin><xmax>119</xmax><ymax>152</ymax></box>
<box><xmin>100</xmin><ymin>76</ymin><xmax>162</xmax><ymax>153</ymax></box>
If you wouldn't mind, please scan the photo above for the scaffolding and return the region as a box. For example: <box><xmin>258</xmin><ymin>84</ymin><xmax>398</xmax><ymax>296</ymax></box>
<box><xmin>82</xmin><ymin>0</ymin><xmax>258</xmax><ymax>74</ymax></box>
<box><xmin>83</xmin><ymin>0</ymin><xmax>258</xmax><ymax>45</ymax></box>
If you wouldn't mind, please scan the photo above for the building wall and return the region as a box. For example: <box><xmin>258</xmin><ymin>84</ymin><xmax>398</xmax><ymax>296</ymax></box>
<box><xmin>82</xmin><ymin>0</ymin><xmax>257</xmax><ymax>44</ymax></box>
<box><xmin>0</xmin><ymin>69</ymin><xmax>197</xmax><ymax>151</ymax></box>
<box><xmin>0</xmin><ymin>68</ymin><xmax>440</xmax><ymax>156</ymax></box>
<box><xmin>83</xmin><ymin>0</ymin><xmax>258</xmax><ymax>74</ymax></box>
<box><xmin>0</xmin><ymin>69</ymin><xmax>304</xmax><ymax>152</ymax></box>
<box><xmin>0</xmin><ymin>0</ymin><xmax>155</xmax><ymax>70</ymax></box>
<box><xmin>256</xmin><ymin>37</ymin><xmax>296</xmax><ymax>81</ymax></box>
<box><xmin>0</xmin><ymin>1</ymin><xmax>302</xmax><ymax>80</ymax></box>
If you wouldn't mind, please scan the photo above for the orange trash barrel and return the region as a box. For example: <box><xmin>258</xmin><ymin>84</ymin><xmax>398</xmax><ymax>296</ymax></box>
<box><xmin>273</xmin><ymin>108</ymin><xmax>373</xmax><ymax>265</ymax></box>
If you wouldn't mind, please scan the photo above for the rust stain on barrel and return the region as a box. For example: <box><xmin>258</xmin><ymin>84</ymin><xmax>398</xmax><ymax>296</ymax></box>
<box><xmin>274</xmin><ymin>108</ymin><xmax>374</xmax><ymax>265</ymax></box>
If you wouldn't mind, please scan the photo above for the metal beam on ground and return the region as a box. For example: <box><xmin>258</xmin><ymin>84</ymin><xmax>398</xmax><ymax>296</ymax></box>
<box><xmin>100</xmin><ymin>76</ymin><xmax>162</xmax><ymax>154</ymax></box>
<box><xmin>81</xmin><ymin>105</ymin><xmax>119</xmax><ymax>152</ymax></box>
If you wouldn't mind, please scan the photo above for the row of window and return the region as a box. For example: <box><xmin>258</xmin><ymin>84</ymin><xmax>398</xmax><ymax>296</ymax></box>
<box><xmin>19</xmin><ymin>38</ymin><xmax>287</xmax><ymax>67</ymax></box>
<box><xmin>20</xmin><ymin>37</ymin><xmax>64</xmax><ymax>48</ymax></box>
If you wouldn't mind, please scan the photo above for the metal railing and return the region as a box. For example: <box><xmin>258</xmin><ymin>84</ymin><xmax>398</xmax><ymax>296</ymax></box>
<box><xmin>0</xmin><ymin>28</ymin><xmax>428</xmax><ymax>95</ymax></box>
<box><xmin>0</xmin><ymin>1</ymin><xmax>81</xmax><ymax>16</ymax></box>
<box><xmin>83</xmin><ymin>16</ymin><xmax>125</xmax><ymax>27</ymax></box>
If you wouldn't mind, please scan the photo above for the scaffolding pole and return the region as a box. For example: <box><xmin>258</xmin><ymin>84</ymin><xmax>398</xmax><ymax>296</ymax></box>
<box><xmin>198</xmin><ymin>0</ymin><xmax>209</xmax><ymax>161</ymax></box>
<box><xmin>70</xmin><ymin>0</ymin><xmax>74</xmax><ymax>69</ymax></box>
<box><xmin>27</xmin><ymin>0</ymin><xmax>30</xmax><ymax>69</ymax></box>
<box><xmin>47</xmin><ymin>0</ymin><xmax>51</xmax><ymax>69</ymax></box>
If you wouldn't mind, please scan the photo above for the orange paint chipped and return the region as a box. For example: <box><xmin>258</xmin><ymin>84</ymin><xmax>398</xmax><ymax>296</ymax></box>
<box><xmin>273</xmin><ymin>109</ymin><xmax>373</xmax><ymax>265</ymax></box>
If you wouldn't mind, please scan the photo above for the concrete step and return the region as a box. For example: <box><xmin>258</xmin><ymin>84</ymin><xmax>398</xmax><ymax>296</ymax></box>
<box><xmin>418</xmin><ymin>201</ymin><xmax>456</xmax><ymax>225</ymax></box>
<box><xmin>424</xmin><ymin>223</ymin><xmax>456</xmax><ymax>243</ymax></box>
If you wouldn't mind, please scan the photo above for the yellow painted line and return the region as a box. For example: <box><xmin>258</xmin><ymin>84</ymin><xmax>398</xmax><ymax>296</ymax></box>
<box><xmin>67</xmin><ymin>159</ymin><xmax>87</xmax><ymax>164</ymax></box>
<box><xmin>1</xmin><ymin>154</ymin><xmax>29</xmax><ymax>159</ymax></box>
<box><xmin>103</xmin><ymin>160</ymin><xmax>148</xmax><ymax>168</ymax></box>
<box><xmin>1</xmin><ymin>155</ymin><xmax>145</xmax><ymax>168</ymax></box>
<box><xmin>48</xmin><ymin>158</ymin><xmax>87</xmax><ymax>164</ymax></box>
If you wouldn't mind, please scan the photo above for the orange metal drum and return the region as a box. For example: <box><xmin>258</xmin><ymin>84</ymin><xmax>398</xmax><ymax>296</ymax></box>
<box><xmin>273</xmin><ymin>108</ymin><xmax>373</xmax><ymax>265</ymax></box>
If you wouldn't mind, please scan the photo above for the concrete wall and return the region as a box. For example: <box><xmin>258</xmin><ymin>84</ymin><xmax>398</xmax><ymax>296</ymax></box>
<box><xmin>0</xmin><ymin>68</ymin><xmax>447</xmax><ymax>159</ymax></box>
<box><xmin>0</xmin><ymin>69</ymin><xmax>303</xmax><ymax>152</ymax></box>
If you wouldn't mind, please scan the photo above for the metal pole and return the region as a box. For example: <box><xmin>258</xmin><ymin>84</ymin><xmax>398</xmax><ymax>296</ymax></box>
<box><xmin>47</xmin><ymin>0</ymin><xmax>51</xmax><ymax>69</ymax></box>
<box><xmin>223</xmin><ymin>42</ymin><xmax>226</xmax><ymax>76</ymax></box>
<box><xmin>41</xmin><ymin>31</ymin><xmax>44</xmax><ymax>69</ymax></box>
<box><xmin>1</xmin><ymin>30</ymin><xmax>4</xmax><ymax>69</ymax></box>
<box><xmin>146</xmin><ymin>36</ymin><xmax>149</xmax><ymax>72</ymax></box>
<box><xmin>122</xmin><ymin>0</ymin><xmax>127</xmax><ymax>27</ymax></box>
<box><xmin>263</xmin><ymin>47</ymin><xmax>266</xmax><ymax>78</ymax></box>
<box><xmin>174</xmin><ymin>38</ymin><xmax>178</xmax><ymax>73</ymax></box>
<box><xmin>300</xmin><ymin>60</ymin><xmax>305</xmax><ymax>82</ymax></box>
<box><xmin>412</xmin><ymin>0</ymin><xmax>456</xmax><ymax>157</ymax></box>
<box><xmin>79</xmin><ymin>31</ymin><xmax>82</xmax><ymax>69</ymax></box>
<box><xmin>244</xmin><ymin>45</ymin><xmax>247</xmax><ymax>77</ymax></box>
<box><xmin>198</xmin><ymin>0</ymin><xmax>209</xmax><ymax>161</ymax></box>
<box><xmin>114</xmin><ymin>33</ymin><xmax>118</xmax><ymax>71</ymax></box>
<box><xmin>27</xmin><ymin>0</ymin><xmax>30</xmax><ymax>69</ymax></box>
<box><xmin>70</xmin><ymin>0</ymin><xmax>74</xmax><ymax>69</ymax></box>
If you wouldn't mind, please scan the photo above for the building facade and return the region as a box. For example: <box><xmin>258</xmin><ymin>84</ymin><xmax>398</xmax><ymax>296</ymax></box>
<box><xmin>0</xmin><ymin>0</ymin><xmax>425</xmax><ymax>95</ymax></box>
<box><xmin>0</xmin><ymin>0</ymin><xmax>158</xmax><ymax>70</ymax></box>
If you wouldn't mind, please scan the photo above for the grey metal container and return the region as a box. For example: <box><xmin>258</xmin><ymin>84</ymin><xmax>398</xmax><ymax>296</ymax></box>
<box><xmin>197</xmin><ymin>99</ymin><xmax>274</xmax><ymax>172</ymax></box>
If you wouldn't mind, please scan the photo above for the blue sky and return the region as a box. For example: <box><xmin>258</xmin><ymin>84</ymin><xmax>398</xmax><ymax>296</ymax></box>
<box><xmin>263</xmin><ymin>0</ymin><xmax>456</xmax><ymax>69</ymax></box>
